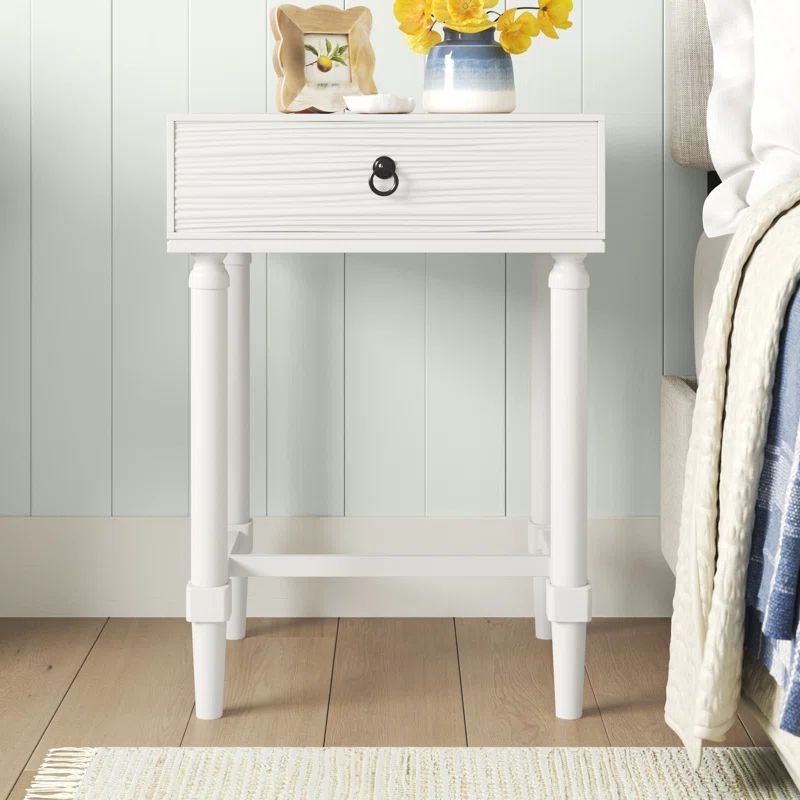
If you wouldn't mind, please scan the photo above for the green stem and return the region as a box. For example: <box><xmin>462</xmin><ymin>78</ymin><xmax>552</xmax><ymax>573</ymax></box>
<box><xmin>428</xmin><ymin>5</ymin><xmax>540</xmax><ymax>31</ymax></box>
<box><xmin>487</xmin><ymin>5</ymin><xmax>540</xmax><ymax>16</ymax></box>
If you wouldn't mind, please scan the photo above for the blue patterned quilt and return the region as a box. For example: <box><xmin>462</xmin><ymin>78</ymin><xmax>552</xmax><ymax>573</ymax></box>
<box><xmin>745</xmin><ymin>280</ymin><xmax>800</xmax><ymax>734</ymax></box>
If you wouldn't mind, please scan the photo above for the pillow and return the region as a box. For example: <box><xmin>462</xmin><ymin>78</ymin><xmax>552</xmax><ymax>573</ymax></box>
<box><xmin>746</xmin><ymin>1</ymin><xmax>800</xmax><ymax>208</ymax></box>
<box><xmin>702</xmin><ymin>0</ymin><xmax>755</xmax><ymax>238</ymax></box>
<box><xmin>668</xmin><ymin>0</ymin><xmax>713</xmax><ymax>170</ymax></box>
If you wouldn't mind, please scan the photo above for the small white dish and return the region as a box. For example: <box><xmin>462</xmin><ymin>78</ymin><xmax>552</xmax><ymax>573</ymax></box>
<box><xmin>344</xmin><ymin>94</ymin><xmax>415</xmax><ymax>114</ymax></box>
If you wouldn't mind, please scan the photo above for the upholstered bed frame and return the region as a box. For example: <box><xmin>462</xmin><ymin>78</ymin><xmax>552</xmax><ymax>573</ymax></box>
<box><xmin>663</xmin><ymin>1</ymin><xmax>800</xmax><ymax>782</ymax></box>
<box><xmin>667</xmin><ymin>0</ymin><xmax>713</xmax><ymax>171</ymax></box>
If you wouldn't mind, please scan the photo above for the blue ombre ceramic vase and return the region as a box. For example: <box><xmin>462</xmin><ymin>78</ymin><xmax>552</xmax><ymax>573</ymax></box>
<box><xmin>423</xmin><ymin>27</ymin><xmax>515</xmax><ymax>113</ymax></box>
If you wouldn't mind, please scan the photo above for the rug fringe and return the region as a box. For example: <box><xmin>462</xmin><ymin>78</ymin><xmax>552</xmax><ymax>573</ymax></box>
<box><xmin>24</xmin><ymin>748</ymin><xmax>96</xmax><ymax>800</ymax></box>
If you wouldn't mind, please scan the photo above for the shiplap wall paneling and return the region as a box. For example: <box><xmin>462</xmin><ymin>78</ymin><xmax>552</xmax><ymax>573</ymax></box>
<box><xmin>0</xmin><ymin>0</ymin><xmax>31</xmax><ymax>515</ymax></box>
<box><xmin>343</xmin><ymin>0</ymin><xmax>426</xmax><ymax>516</ymax></box>
<box><xmin>113</xmin><ymin>0</ymin><xmax>189</xmax><ymax>515</ymax></box>
<box><xmin>344</xmin><ymin>255</ymin><xmax>426</xmax><ymax>515</ymax></box>
<box><xmin>9</xmin><ymin>0</ymin><xmax>672</xmax><ymax>525</ymax></box>
<box><xmin>189</xmin><ymin>0</ymin><xmax>269</xmax><ymax>516</ymax></box>
<box><xmin>31</xmin><ymin>0</ymin><xmax>111</xmax><ymax>515</ymax></box>
<box><xmin>426</xmin><ymin>255</ymin><xmax>506</xmax><ymax>516</ymax></box>
<box><xmin>267</xmin><ymin>255</ymin><xmax>345</xmax><ymax>516</ymax></box>
<box><xmin>266</xmin><ymin>0</ymin><xmax>345</xmax><ymax>516</ymax></box>
<box><xmin>582</xmin><ymin>1</ymin><xmax>663</xmax><ymax>516</ymax></box>
<box><xmin>504</xmin><ymin>0</ymin><xmax>583</xmax><ymax>515</ymax></box>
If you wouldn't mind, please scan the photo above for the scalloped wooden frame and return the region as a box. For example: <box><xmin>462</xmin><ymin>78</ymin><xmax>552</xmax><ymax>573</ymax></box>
<box><xmin>270</xmin><ymin>4</ymin><xmax>377</xmax><ymax>113</ymax></box>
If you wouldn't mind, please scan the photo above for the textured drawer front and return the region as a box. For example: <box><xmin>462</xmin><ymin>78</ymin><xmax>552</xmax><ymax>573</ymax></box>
<box><xmin>171</xmin><ymin>117</ymin><xmax>602</xmax><ymax>237</ymax></box>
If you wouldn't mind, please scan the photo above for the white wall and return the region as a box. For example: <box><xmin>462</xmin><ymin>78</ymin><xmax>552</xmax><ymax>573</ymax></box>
<box><xmin>0</xmin><ymin>0</ymin><xmax>698</xmax><ymax>614</ymax></box>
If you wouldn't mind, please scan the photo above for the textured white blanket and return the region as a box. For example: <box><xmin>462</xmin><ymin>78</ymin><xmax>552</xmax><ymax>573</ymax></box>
<box><xmin>665</xmin><ymin>179</ymin><xmax>800</xmax><ymax>767</ymax></box>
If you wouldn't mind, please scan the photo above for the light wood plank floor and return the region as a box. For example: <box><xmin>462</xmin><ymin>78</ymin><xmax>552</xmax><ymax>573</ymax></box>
<box><xmin>1</xmin><ymin>618</ymin><xmax>764</xmax><ymax>800</ymax></box>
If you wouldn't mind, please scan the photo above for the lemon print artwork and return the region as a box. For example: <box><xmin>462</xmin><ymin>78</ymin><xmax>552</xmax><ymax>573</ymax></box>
<box><xmin>270</xmin><ymin>4</ymin><xmax>377</xmax><ymax>113</ymax></box>
<box><xmin>304</xmin><ymin>35</ymin><xmax>351</xmax><ymax>85</ymax></box>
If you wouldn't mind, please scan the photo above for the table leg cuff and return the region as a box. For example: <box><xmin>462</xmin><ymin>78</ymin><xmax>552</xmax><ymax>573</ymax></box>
<box><xmin>186</xmin><ymin>581</ymin><xmax>232</xmax><ymax>623</ymax></box>
<box><xmin>546</xmin><ymin>580</ymin><xmax>592</xmax><ymax>623</ymax></box>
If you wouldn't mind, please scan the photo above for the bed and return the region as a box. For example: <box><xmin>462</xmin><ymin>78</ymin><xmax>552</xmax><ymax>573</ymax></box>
<box><xmin>662</xmin><ymin>0</ymin><xmax>800</xmax><ymax>784</ymax></box>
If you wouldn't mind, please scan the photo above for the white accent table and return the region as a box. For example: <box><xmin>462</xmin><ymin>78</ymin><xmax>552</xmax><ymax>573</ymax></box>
<box><xmin>167</xmin><ymin>113</ymin><xmax>605</xmax><ymax>722</ymax></box>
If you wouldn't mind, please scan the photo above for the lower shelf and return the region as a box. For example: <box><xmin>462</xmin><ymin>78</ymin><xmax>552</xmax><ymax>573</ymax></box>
<box><xmin>229</xmin><ymin>553</ymin><xmax>549</xmax><ymax>578</ymax></box>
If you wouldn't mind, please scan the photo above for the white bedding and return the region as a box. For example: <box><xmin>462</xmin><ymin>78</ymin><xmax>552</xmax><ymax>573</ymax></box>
<box><xmin>702</xmin><ymin>0</ymin><xmax>800</xmax><ymax>237</ymax></box>
<box><xmin>702</xmin><ymin>0</ymin><xmax>755</xmax><ymax>237</ymax></box>
<box><xmin>748</xmin><ymin>1</ymin><xmax>800</xmax><ymax>208</ymax></box>
<box><xmin>666</xmin><ymin>178</ymin><xmax>800</xmax><ymax>766</ymax></box>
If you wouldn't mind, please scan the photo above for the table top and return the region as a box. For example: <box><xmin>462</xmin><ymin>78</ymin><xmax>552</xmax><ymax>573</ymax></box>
<box><xmin>168</xmin><ymin>112</ymin><xmax>605</xmax><ymax>123</ymax></box>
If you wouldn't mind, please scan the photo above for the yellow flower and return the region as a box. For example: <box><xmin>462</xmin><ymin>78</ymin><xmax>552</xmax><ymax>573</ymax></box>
<box><xmin>436</xmin><ymin>0</ymin><xmax>494</xmax><ymax>33</ymax></box>
<box><xmin>537</xmin><ymin>0</ymin><xmax>573</xmax><ymax>39</ymax></box>
<box><xmin>394</xmin><ymin>0</ymin><xmax>432</xmax><ymax>36</ymax></box>
<box><xmin>448</xmin><ymin>0</ymin><xmax>487</xmax><ymax>24</ymax></box>
<box><xmin>406</xmin><ymin>26</ymin><xmax>443</xmax><ymax>53</ymax></box>
<box><xmin>496</xmin><ymin>8</ymin><xmax>539</xmax><ymax>54</ymax></box>
<box><xmin>432</xmin><ymin>0</ymin><xmax>450</xmax><ymax>21</ymax></box>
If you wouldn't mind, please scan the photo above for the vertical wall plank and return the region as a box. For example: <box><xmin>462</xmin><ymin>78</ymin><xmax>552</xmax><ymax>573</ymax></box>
<box><xmin>345</xmin><ymin>256</ymin><xmax>426</xmax><ymax>515</ymax></box>
<box><xmin>663</xmin><ymin>159</ymin><xmax>704</xmax><ymax>377</ymax></box>
<box><xmin>587</xmin><ymin>116</ymin><xmax>663</xmax><ymax>517</ymax></box>
<box><xmin>505</xmin><ymin>2</ymin><xmax>583</xmax><ymax>516</ymax></box>
<box><xmin>266</xmin><ymin>1</ymin><xmax>345</xmax><ymax>516</ymax></box>
<box><xmin>189</xmin><ymin>0</ymin><xmax>268</xmax><ymax>516</ymax></box>
<box><xmin>351</xmin><ymin>0</ymin><xmax>424</xmax><ymax>106</ymax></box>
<box><xmin>250</xmin><ymin>265</ymin><xmax>268</xmax><ymax>517</ymax></box>
<box><xmin>426</xmin><ymin>255</ymin><xmax>506</xmax><ymax>516</ymax></box>
<box><xmin>113</xmin><ymin>0</ymin><xmax>188</xmax><ymax>515</ymax></box>
<box><xmin>267</xmin><ymin>256</ymin><xmax>344</xmax><ymax>515</ymax></box>
<box><xmin>31</xmin><ymin>0</ymin><xmax>111</xmax><ymax>515</ymax></box>
<box><xmin>505</xmin><ymin>259</ymin><xmax>531</xmax><ymax>517</ymax></box>
<box><xmin>509</xmin><ymin>0</ymin><xmax>582</xmax><ymax>113</ymax></box>
<box><xmin>583</xmin><ymin>1</ymin><xmax>662</xmax><ymax>117</ymax></box>
<box><xmin>343</xmin><ymin>0</ymin><xmax>426</xmax><ymax>516</ymax></box>
<box><xmin>505</xmin><ymin>257</ymin><xmax>553</xmax><ymax>516</ymax></box>
<box><xmin>0</xmin><ymin>0</ymin><xmax>31</xmax><ymax>514</ymax></box>
<box><xmin>582</xmin><ymin>1</ymin><xmax>663</xmax><ymax>517</ymax></box>
<box><xmin>189</xmin><ymin>0</ymin><xmax>267</xmax><ymax>111</ymax></box>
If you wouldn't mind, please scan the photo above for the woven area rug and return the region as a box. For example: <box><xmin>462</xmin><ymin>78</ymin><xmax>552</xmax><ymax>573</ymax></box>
<box><xmin>24</xmin><ymin>746</ymin><xmax>798</xmax><ymax>799</ymax></box>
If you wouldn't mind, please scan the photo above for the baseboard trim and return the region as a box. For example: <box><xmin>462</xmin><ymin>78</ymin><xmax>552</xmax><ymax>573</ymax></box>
<box><xmin>0</xmin><ymin>515</ymin><xmax>672</xmax><ymax>616</ymax></box>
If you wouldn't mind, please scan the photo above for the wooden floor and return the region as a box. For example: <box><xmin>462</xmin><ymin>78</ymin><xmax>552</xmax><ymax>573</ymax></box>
<box><xmin>1</xmin><ymin>618</ymin><xmax>770</xmax><ymax>800</ymax></box>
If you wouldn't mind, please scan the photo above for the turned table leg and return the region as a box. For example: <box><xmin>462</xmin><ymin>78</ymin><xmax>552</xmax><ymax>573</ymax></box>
<box><xmin>187</xmin><ymin>253</ymin><xmax>230</xmax><ymax>720</ymax></box>
<box><xmin>548</xmin><ymin>253</ymin><xmax>592</xmax><ymax>720</ymax></box>
<box><xmin>225</xmin><ymin>253</ymin><xmax>253</xmax><ymax>642</ymax></box>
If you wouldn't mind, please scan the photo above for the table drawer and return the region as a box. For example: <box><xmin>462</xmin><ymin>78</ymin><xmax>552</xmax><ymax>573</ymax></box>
<box><xmin>169</xmin><ymin>116</ymin><xmax>603</xmax><ymax>240</ymax></box>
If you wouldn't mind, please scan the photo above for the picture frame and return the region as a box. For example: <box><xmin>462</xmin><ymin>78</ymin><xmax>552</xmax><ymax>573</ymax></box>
<box><xmin>270</xmin><ymin>4</ymin><xmax>377</xmax><ymax>113</ymax></box>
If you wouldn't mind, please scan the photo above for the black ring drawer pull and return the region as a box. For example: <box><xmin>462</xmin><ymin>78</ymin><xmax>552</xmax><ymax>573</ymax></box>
<box><xmin>369</xmin><ymin>156</ymin><xmax>399</xmax><ymax>196</ymax></box>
